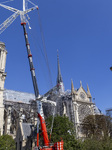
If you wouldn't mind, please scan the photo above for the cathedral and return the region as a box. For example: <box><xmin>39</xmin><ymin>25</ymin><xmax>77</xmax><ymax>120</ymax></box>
<box><xmin>0</xmin><ymin>42</ymin><xmax>100</xmax><ymax>149</ymax></box>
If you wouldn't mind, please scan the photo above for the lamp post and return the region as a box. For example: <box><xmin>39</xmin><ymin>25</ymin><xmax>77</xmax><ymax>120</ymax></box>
<box><xmin>110</xmin><ymin>66</ymin><xmax>112</xmax><ymax>71</ymax></box>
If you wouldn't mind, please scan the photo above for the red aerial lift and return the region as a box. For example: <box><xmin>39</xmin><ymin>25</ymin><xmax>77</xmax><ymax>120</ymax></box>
<box><xmin>37</xmin><ymin>112</ymin><xmax>64</xmax><ymax>150</ymax></box>
<box><xmin>35</xmin><ymin>88</ymin><xmax>64</xmax><ymax>150</ymax></box>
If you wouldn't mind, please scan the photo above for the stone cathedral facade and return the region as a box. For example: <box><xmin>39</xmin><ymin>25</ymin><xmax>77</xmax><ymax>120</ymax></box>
<box><xmin>0</xmin><ymin>42</ymin><xmax>100</xmax><ymax>148</ymax></box>
<box><xmin>0</xmin><ymin>42</ymin><xmax>7</xmax><ymax>135</ymax></box>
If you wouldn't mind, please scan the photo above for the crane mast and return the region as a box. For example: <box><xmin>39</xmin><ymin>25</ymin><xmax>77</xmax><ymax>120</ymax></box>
<box><xmin>21</xmin><ymin>22</ymin><xmax>39</xmax><ymax>98</ymax></box>
<box><xmin>20</xmin><ymin>2</ymin><xmax>40</xmax><ymax>148</ymax></box>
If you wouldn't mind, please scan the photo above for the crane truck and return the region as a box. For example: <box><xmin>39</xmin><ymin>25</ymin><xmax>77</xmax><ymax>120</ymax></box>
<box><xmin>0</xmin><ymin>1</ymin><xmax>64</xmax><ymax>149</ymax></box>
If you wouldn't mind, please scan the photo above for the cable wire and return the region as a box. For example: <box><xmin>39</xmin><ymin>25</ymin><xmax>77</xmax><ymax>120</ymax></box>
<box><xmin>28</xmin><ymin>25</ymin><xmax>52</xmax><ymax>91</ymax></box>
<box><xmin>50</xmin><ymin>106</ymin><xmax>56</xmax><ymax>141</ymax></box>
<box><xmin>37</xmin><ymin>10</ymin><xmax>53</xmax><ymax>88</ymax></box>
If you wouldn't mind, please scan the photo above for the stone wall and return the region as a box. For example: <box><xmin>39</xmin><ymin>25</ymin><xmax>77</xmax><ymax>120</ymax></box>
<box><xmin>0</xmin><ymin>42</ymin><xmax>7</xmax><ymax>135</ymax></box>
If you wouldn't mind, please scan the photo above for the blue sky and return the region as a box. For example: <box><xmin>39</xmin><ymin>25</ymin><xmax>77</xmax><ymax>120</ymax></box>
<box><xmin>0</xmin><ymin>0</ymin><xmax>112</xmax><ymax>114</ymax></box>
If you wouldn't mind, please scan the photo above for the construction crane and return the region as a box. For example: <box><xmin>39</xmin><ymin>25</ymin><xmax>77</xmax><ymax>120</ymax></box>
<box><xmin>0</xmin><ymin>1</ymin><xmax>37</xmax><ymax>34</ymax></box>
<box><xmin>0</xmin><ymin>1</ymin><xmax>64</xmax><ymax>149</ymax></box>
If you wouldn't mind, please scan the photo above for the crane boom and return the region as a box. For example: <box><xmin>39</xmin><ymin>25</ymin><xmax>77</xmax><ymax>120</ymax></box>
<box><xmin>0</xmin><ymin>2</ymin><xmax>38</xmax><ymax>34</ymax></box>
<box><xmin>0</xmin><ymin>11</ymin><xmax>19</xmax><ymax>34</ymax></box>
<box><xmin>0</xmin><ymin>3</ymin><xmax>19</xmax><ymax>12</ymax></box>
<box><xmin>24</xmin><ymin>6</ymin><xmax>38</xmax><ymax>15</ymax></box>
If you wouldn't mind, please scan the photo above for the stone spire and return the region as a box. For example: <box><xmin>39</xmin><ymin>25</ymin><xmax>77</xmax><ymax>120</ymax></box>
<box><xmin>57</xmin><ymin>50</ymin><xmax>63</xmax><ymax>84</ymax></box>
<box><xmin>56</xmin><ymin>50</ymin><xmax>64</xmax><ymax>93</ymax></box>
<box><xmin>87</xmin><ymin>84</ymin><xmax>92</xmax><ymax>98</ymax></box>
<box><xmin>80</xmin><ymin>80</ymin><xmax>82</xmax><ymax>87</ymax></box>
<box><xmin>71</xmin><ymin>79</ymin><xmax>77</xmax><ymax>95</ymax></box>
<box><xmin>71</xmin><ymin>79</ymin><xmax>74</xmax><ymax>95</ymax></box>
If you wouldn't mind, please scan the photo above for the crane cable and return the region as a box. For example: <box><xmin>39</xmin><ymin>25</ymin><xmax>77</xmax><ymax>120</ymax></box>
<box><xmin>26</xmin><ymin>0</ymin><xmax>53</xmax><ymax>89</ymax></box>
<box><xmin>49</xmin><ymin>105</ymin><xmax>56</xmax><ymax>141</ymax></box>
<box><xmin>27</xmin><ymin>4</ymin><xmax>56</xmax><ymax>139</ymax></box>
<box><xmin>28</xmin><ymin>28</ymin><xmax>51</xmax><ymax>90</ymax></box>
<box><xmin>37</xmin><ymin>10</ymin><xmax>53</xmax><ymax>88</ymax></box>
<box><xmin>36</xmin><ymin>10</ymin><xmax>57</xmax><ymax>139</ymax></box>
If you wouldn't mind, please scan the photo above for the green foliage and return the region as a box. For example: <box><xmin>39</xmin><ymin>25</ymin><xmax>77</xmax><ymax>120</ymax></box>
<box><xmin>41</xmin><ymin>115</ymin><xmax>112</xmax><ymax>150</ymax></box>
<box><xmin>0</xmin><ymin>134</ymin><xmax>16</xmax><ymax>150</ymax></box>
<box><xmin>46</xmin><ymin>115</ymin><xmax>82</xmax><ymax>150</ymax></box>
<box><xmin>81</xmin><ymin>138</ymin><xmax>112</xmax><ymax>150</ymax></box>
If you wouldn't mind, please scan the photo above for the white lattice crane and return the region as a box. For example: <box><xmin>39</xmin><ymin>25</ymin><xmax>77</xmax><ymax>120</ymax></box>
<box><xmin>0</xmin><ymin>0</ymin><xmax>38</xmax><ymax>34</ymax></box>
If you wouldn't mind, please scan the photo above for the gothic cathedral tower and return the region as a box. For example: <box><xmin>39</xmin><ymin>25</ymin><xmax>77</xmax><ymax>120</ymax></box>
<box><xmin>0</xmin><ymin>42</ymin><xmax>7</xmax><ymax>135</ymax></box>
<box><xmin>56</xmin><ymin>51</ymin><xmax>64</xmax><ymax>94</ymax></box>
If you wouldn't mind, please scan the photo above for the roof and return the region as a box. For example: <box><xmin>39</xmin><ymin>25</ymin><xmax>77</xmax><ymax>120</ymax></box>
<box><xmin>93</xmin><ymin>105</ymin><xmax>102</xmax><ymax>115</ymax></box>
<box><xmin>0</xmin><ymin>41</ymin><xmax>5</xmax><ymax>45</ymax></box>
<box><xmin>3</xmin><ymin>89</ymin><xmax>35</xmax><ymax>104</ymax></box>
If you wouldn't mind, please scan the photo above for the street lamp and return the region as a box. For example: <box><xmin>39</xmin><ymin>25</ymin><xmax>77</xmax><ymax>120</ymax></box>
<box><xmin>110</xmin><ymin>66</ymin><xmax>112</xmax><ymax>71</ymax></box>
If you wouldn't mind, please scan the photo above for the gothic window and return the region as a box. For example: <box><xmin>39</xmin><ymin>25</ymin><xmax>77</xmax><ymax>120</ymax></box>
<box><xmin>78</xmin><ymin>104</ymin><xmax>92</xmax><ymax>123</ymax></box>
<box><xmin>10</xmin><ymin>125</ymin><xmax>14</xmax><ymax>134</ymax></box>
<box><xmin>16</xmin><ymin>142</ymin><xmax>17</xmax><ymax>150</ymax></box>
<box><xmin>31</xmin><ymin>140</ymin><xmax>32</xmax><ymax>148</ymax></box>
<box><xmin>20</xmin><ymin>141</ymin><xmax>22</xmax><ymax>150</ymax></box>
<box><xmin>79</xmin><ymin>92</ymin><xmax>86</xmax><ymax>100</ymax></box>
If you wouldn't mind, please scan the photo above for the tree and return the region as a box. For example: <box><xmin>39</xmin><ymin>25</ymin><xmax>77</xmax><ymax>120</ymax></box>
<box><xmin>80</xmin><ymin>114</ymin><xmax>112</xmax><ymax>150</ymax></box>
<box><xmin>45</xmin><ymin>115</ymin><xmax>82</xmax><ymax>150</ymax></box>
<box><xmin>82</xmin><ymin>115</ymin><xmax>109</xmax><ymax>139</ymax></box>
<box><xmin>0</xmin><ymin>134</ymin><xmax>16</xmax><ymax>150</ymax></box>
<box><xmin>82</xmin><ymin>137</ymin><xmax>112</xmax><ymax>150</ymax></box>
